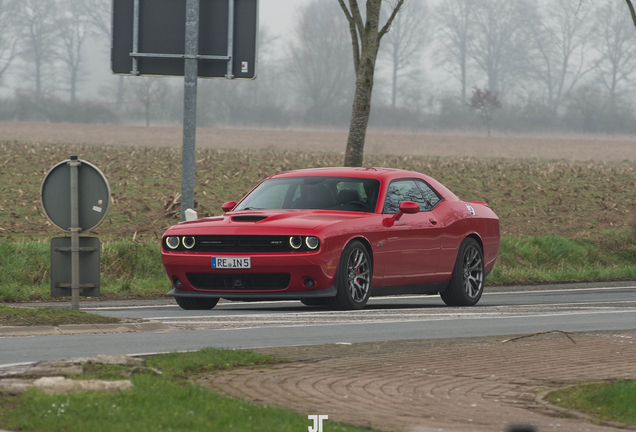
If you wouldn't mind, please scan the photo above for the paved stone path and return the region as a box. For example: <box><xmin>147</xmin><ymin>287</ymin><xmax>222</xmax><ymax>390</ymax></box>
<box><xmin>202</xmin><ymin>330</ymin><xmax>636</xmax><ymax>432</ymax></box>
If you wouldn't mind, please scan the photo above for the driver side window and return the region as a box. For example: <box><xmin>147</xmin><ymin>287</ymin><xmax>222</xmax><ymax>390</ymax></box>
<box><xmin>383</xmin><ymin>180</ymin><xmax>428</xmax><ymax>213</ymax></box>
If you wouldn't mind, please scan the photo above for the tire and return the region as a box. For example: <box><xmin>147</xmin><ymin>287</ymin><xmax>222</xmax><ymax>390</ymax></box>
<box><xmin>300</xmin><ymin>298</ymin><xmax>330</xmax><ymax>307</ymax></box>
<box><xmin>440</xmin><ymin>237</ymin><xmax>485</xmax><ymax>307</ymax></box>
<box><xmin>330</xmin><ymin>240</ymin><xmax>372</xmax><ymax>310</ymax></box>
<box><xmin>175</xmin><ymin>296</ymin><xmax>219</xmax><ymax>310</ymax></box>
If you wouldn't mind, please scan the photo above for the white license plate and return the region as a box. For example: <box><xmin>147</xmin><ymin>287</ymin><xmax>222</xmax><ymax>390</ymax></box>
<box><xmin>212</xmin><ymin>257</ymin><xmax>251</xmax><ymax>269</ymax></box>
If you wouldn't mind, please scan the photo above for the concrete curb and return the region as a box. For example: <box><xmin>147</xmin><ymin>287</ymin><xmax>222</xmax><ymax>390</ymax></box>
<box><xmin>535</xmin><ymin>387</ymin><xmax>636</xmax><ymax>431</ymax></box>
<box><xmin>0</xmin><ymin>321</ymin><xmax>172</xmax><ymax>338</ymax></box>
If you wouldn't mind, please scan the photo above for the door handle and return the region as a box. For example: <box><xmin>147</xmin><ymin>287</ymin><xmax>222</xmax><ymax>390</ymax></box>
<box><xmin>429</xmin><ymin>218</ymin><xmax>437</xmax><ymax>225</ymax></box>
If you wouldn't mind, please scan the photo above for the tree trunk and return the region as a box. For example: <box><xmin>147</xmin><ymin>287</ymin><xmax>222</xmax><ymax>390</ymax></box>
<box><xmin>345</xmin><ymin>61</ymin><xmax>376</xmax><ymax>167</ymax></box>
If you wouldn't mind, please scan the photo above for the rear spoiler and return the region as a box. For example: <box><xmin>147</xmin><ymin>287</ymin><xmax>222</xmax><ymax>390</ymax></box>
<box><xmin>465</xmin><ymin>200</ymin><xmax>489</xmax><ymax>208</ymax></box>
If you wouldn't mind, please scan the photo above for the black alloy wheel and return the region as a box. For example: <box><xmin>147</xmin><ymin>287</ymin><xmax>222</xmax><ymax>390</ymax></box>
<box><xmin>331</xmin><ymin>240</ymin><xmax>372</xmax><ymax>310</ymax></box>
<box><xmin>440</xmin><ymin>237</ymin><xmax>485</xmax><ymax>307</ymax></box>
<box><xmin>175</xmin><ymin>296</ymin><xmax>219</xmax><ymax>310</ymax></box>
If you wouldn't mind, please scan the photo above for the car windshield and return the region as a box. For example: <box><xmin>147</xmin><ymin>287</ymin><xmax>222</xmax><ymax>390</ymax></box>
<box><xmin>235</xmin><ymin>177</ymin><xmax>381</xmax><ymax>213</ymax></box>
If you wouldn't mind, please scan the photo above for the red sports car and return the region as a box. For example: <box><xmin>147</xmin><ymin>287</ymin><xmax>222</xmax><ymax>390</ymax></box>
<box><xmin>162</xmin><ymin>167</ymin><xmax>500</xmax><ymax>310</ymax></box>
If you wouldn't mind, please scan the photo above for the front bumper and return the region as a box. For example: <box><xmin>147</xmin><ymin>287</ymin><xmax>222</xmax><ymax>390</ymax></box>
<box><xmin>162</xmin><ymin>250</ymin><xmax>337</xmax><ymax>296</ymax></box>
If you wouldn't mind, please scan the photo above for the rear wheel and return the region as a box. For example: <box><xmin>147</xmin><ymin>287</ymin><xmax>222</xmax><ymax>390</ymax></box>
<box><xmin>440</xmin><ymin>238</ymin><xmax>484</xmax><ymax>307</ymax></box>
<box><xmin>330</xmin><ymin>240</ymin><xmax>372</xmax><ymax>310</ymax></box>
<box><xmin>175</xmin><ymin>296</ymin><xmax>219</xmax><ymax>310</ymax></box>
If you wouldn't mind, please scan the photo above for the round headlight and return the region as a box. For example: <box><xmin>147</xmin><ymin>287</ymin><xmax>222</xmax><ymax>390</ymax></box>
<box><xmin>305</xmin><ymin>236</ymin><xmax>319</xmax><ymax>250</ymax></box>
<box><xmin>166</xmin><ymin>236</ymin><xmax>180</xmax><ymax>249</ymax></box>
<box><xmin>289</xmin><ymin>236</ymin><xmax>302</xmax><ymax>250</ymax></box>
<box><xmin>182</xmin><ymin>236</ymin><xmax>195</xmax><ymax>249</ymax></box>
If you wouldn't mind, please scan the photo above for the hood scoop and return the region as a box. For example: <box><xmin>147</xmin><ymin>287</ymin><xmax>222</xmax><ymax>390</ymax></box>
<box><xmin>231</xmin><ymin>215</ymin><xmax>269</xmax><ymax>222</ymax></box>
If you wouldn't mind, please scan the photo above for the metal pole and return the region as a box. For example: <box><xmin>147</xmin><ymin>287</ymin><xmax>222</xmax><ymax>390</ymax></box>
<box><xmin>132</xmin><ymin>0</ymin><xmax>140</xmax><ymax>75</ymax></box>
<box><xmin>68</xmin><ymin>156</ymin><xmax>81</xmax><ymax>311</ymax></box>
<box><xmin>181</xmin><ymin>0</ymin><xmax>200</xmax><ymax>221</ymax></box>
<box><xmin>226</xmin><ymin>0</ymin><xmax>234</xmax><ymax>79</ymax></box>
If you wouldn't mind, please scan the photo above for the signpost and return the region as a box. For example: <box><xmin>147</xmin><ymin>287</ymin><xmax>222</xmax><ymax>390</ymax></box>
<box><xmin>41</xmin><ymin>157</ymin><xmax>111</xmax><ymax>310</ymax></box>
<box><xmin>111</xmin><ymin>0</ymin><xmax>259</xmax><ymax>220</ymax></box>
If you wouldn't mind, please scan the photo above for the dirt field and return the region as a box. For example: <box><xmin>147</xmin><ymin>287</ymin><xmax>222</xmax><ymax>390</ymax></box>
<box><xmin>2</xmin><ymin>120</ymin><xmax>636</xmax><ymax>161</ymax></box>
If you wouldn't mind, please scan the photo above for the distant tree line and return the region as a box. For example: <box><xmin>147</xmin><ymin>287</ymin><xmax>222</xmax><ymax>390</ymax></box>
<box><xmin>1</xmin><ymin>0</ymin><xmax>635</xmax><ymax>135</ymax></box>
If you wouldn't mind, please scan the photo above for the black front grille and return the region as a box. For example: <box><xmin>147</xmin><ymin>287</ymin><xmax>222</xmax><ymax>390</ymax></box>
<box><xmin>187</xmin><ymin>273</ymin><xmax>291</xmax><ymax>291</ymax></box>
<box><xmin>164</xmin><ymin>235</ymin><xmax>319</xmax><ymax>253</ymax></box>
<box><xmin>186</xmin><ymin>236</ymin><xmax>291</xmax><ymax>253</ymax></box>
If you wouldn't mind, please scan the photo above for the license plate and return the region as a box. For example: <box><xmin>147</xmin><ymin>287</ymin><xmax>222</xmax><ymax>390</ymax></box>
<box><xmin>212</xmin><ymin>257</ymin><xmax>251</xmax><ymax>269</ymax></box>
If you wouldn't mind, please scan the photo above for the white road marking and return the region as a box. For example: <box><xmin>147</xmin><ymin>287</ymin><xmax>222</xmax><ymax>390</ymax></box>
<box><xmin>80</xmin><ymin>286</ymin><xmax>636</xmax><ymax>311</ymax></box>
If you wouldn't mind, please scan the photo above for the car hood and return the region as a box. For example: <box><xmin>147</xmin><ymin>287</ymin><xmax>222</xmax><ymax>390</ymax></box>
<box><xmin>167</xmin><ymin>210</ymin><xmax>366</xmax><ymax>232</ymax></box>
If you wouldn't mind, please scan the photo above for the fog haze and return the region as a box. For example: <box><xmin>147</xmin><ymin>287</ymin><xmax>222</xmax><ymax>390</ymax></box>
<box><xmin>1</xmin><ymin>0</ymin><xmax>635</xmax><ymax>136</ymax></box>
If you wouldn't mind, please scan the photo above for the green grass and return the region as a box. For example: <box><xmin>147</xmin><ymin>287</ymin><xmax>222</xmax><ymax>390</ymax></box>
<box><xmin>1</xmin><ymin>230</ymin><xmax>635</xmax><ymax>302</ymax></box>
<box><xmin>489</xmin><ymin>230</ymin><xmax>636</xmax><ymax>284</ymax></box>
<box><xmin>0</xmin><ymin>305</ymin><xmax>120</xmax><ymax>326</ymax></box>
<box><xmin>0</xmin><ymin>240</ymin><xmax>169</xmax><ymax>302</ymax></box>
<box><xmin>546</xmin><ymin>381</ymin><xmax>636</xmax><ymax>425</ymax></box>
<box><xmin>0</xmin><ymin>348</ymin><xmax>372</xmax><ymax>432</ymax></box>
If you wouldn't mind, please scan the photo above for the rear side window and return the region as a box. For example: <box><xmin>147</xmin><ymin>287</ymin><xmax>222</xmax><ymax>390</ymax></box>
<box><xmin>383</xmin><ymin>179</ymin><xmax>441</xmax><ymax>213</ymax></box>
<box><xmin>415</xmin><ymin>180</ymin><xmax>441</xmax><ymax>211</ymax></box>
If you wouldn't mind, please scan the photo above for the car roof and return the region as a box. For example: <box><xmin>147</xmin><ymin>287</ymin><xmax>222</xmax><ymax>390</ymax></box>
<box><xmin>271</xmin><ymin>167</ymin><xmax>406</xmax><ymax>180</ymax></box>
<box><xmin>268</xmin><ymin>167</ymin><xmax>459</xmax><ymax>201</ymax></box>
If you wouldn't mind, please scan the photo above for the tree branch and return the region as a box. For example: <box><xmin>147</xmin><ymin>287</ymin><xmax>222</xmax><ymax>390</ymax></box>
<box><xmin>501</xmin><ymin>330</ymin><xmax>577</xmax><ymax>345</ymax></box>
<box><xmin>337</xmin><ymin>0</ymin><xmax>361</xmax><ymax>74</ymax></box>
<box><xmin>379</xmin><ymin>0</ymin><xmax>406</xmax><ymax>40</ymax></box>
<box><xmin>626</xmin><ymin>0</ymin><xmax>636</xmax><ymax>28</ymax></box>
<box><xmin>348</xmin><ymin>0</ymin><xmax>366</xmax><ymax>37</ymax></box>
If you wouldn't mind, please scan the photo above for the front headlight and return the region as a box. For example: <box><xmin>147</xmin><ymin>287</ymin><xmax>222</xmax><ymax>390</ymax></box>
<box><xmin>289</xmin><ymin>236</ymin><xmax>302</xmax><ymax>249</ymax></box>
<box><xmin>182</xmin><ymin>236</ymin><xmax>195</xmax><ymax>249</ymax></box>
<box><xmin>166</xmin><ymin>236</ymin><xmax>180</xmax><ymax>249</ymax></box>
<box><xmin>305</xmin><ymin>236</ymin><xmax>320</xmax><ymax>250</ymax></box>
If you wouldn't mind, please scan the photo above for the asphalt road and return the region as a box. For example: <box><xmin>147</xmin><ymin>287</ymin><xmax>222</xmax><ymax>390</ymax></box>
<box><xmin>2</xmin><ymin>282</ymin><xmax>636</xmax><ymax>366</ymax></box>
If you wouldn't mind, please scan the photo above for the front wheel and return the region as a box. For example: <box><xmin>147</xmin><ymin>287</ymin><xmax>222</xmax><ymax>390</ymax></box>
<box><xmin>440</xmin><ymin>238</ymin><xmax>484</xmax><ymax>307</ymax></box>
<box><xmin>330</xmin><ymin>240</ymin><xmax>372</xmax><ymax>310</ymax></box>
<box><xmin>175</xmin><ymin>296</ymin><xmax>219</xmax><ymax>310</ymax></box>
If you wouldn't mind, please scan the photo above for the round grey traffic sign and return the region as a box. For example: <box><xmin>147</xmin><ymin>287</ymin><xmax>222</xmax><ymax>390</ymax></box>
<box><xmin>41</xmin><ymin>159</ymin><xmax>111</xmax><ymax>232</ymax></box>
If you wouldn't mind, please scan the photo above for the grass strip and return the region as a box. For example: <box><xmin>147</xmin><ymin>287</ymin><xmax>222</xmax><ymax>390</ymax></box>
<box><xmin>546</xmin><ymin>381</ymin><xmax>636</xmax><ymax>425</ymax></box>
<box><xmin>0</xmin><ymin>348</ymin><xmax>373</xmax><ymax>432</ymax></box>
<box><xmin>0</xmin><ymin>305</ymin><xmax>119</xmax><ymax>327</ymax></box>
<box><xmin>1</xmin><ymin>231</ymin><xmax>635</xmax><ymax>302</ymax></box>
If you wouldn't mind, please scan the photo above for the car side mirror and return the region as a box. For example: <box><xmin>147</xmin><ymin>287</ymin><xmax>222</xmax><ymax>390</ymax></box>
<box><xmin>221</xmin><ymin>201</ymin><xmax>236</xmax><ymax>213</ymax></box>
<box><xmin>394</xmin><ymin>201</ymin><xmax>419</xmax><ymax>221</ymax></box>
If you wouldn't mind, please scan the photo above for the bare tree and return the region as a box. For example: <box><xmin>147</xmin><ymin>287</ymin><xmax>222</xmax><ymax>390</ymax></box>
<box><xmin>380</xmin><ymin>0</ymin><xmax>429</xmax><ymax>108</ymax></box>
<box><xmin>525</xmin><ymin>0</ymin><xmax>593</xmax><ymax>114</ymax></box>
<box><xmin>287</xmin><ymin>1</ymin><xmax>353</xmax><ymax>123</ymax></box>
<box><xmin>56</xmin><ymin>0</ymin><xmax>92</xmax><ymax>103</ymax></box>
<box><xmin>17</xmin><ymin>0</ymin><xmax>58</xmax><ymax>99</ymax></box>
<box><xmin>337</xmin><ymin>0</ymin><xmax>406</xmax><ymax>167</ymax></box>
<box><xmin>0</xmin><ymin>0</ymin><xmax>19</xmax><ymax>84</ymax></box>
<box><xmin>469</xmin><ymin>0</ymin><xmax>534</xmax><ymax>96</ymax></box>
<box><xmin>467</xmin><ymin>86</ymin><xmax>501</xmax><ymax>137</ymax></box>
<box><xmin>80</xmin><ymin>0</ymin><xmax>127</xmax><ymax>110</ymax></box>
<box><xmin>592</xmin><ymin>0</ymin><xmax>636</xmax><ymax>112</ymax></box>
<box><xmin>434</xmin><ymin>0</ymin><xmax>472</xmax><ymax>107</ymax></box>
<box><xmin>130</xmin><ymin>77</ymin><xmax>169</xmax><ymax>126</ymax></box>
<box><xmin>80</xmin><ymin>0</ymin><xmax>110</xmax><ymax>37</ymax></box>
